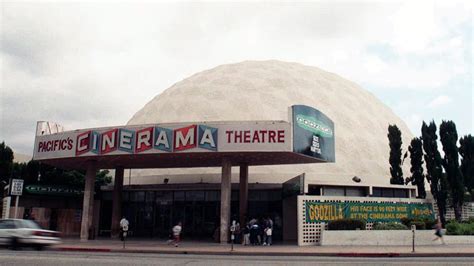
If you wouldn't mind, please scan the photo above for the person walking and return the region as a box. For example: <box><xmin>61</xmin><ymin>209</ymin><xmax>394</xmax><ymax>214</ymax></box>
<box><xmin>242</xmin><ymin>223</ymin><xmax>250</xmax><ymax>246</ymax></box>
<box><xmin>119</xmin><ymin>216</ymin><xmax>129</xmax><ymax>241</ymax></box>
<box><xmin>264</xmin><ymin>226</ymin><xmax>272</xmax><ymax>246</ymax></box>
<box><xmin>249</xmin><ymin>218</ymin><xmax>259</xmax><ymax>245</ymax></box>
<box><xmin>171</xmin><ymin>222</ymin><xmax>182</xmax><ymax>247</ymax></box>
<box><xmin>234</xmin><ymin>222</ymin><xmax>241</xmax><ymax>244</ymax></box>
<box><xmin>264</xmin><ymin>216</ymin><xmax>273</xmax><ymax>246</ymax></box>
<box><xmin>433</xmin><ymin>218</ymin><xmax>445</xmax><ymax>244</ymax></box>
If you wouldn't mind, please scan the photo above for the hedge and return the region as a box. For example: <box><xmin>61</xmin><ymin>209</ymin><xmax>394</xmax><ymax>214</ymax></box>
<box><xmin>446</xmin><ymin>221</ymin><xmax>474</xmax><ymax>235</ymax></box>
<box><xmin>400</xmin><ymin>217</ymin><xmax>435</xmax><ymax>229</ymax></box>
<box><xmin>328</xmin><ymin>219</ymin><xmax>366</xmax><ymax>230</ymax></box>
<box><xmin>373</xmin><ymin>222</ymin><xmax>408</xmax><ymax>230</ymax></box>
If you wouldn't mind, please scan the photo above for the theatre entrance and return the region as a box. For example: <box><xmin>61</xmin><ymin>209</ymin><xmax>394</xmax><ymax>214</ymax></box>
<box><xmin>99</xmin><ymin>188</ymin><xmax>283</xmax><ymax>241</ymax></box>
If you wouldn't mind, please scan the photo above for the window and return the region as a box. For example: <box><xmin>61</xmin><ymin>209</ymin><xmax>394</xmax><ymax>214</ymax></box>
<box><xmin>268</xmin><ymin>190</ymin><xmax>282</xmax><ymax>201</ymax></box>
<box><xmin>0</xmin><ymin>220</ymin><xmax>15</xmax><ymax>229</ymax></box>
<box><xmin>145</xmin><ymin>191</ymin><xmax>155</xmax><ymax>202</ymax></box>
<box><xmin>155</xmin><ymin>191</ymin><xmax>173</xmax><ymax>202</ymax></box>
<box><xmin>130</xmin><ymin>191</ymin><xmax>145</xmax><ymax>202</ymax></box>
<box><xmin>372</xmin><ymin>188</ymin><xmax>382</xmax><ymax>197</ymax></box>
<box><xmin>323</xmin><ymin>186</ymin><xmax>345</xmax><ymax>196</ymax></box>
<box><xmin>102</xmin><ymin>192</ymin><xmax>112</xmax><ymax>200</ymax></box>
<box><xmin>205</xmin><ymin>191</ymin><xmax>219</xmax><ymax>201</ymax></box>
<box><xmin>308</xmin><ymin>185</ymin><xmax>322</xmax><ymax>196</ymax></box>
<box><xmin>186</xmin><ymin>191</ymin><xmax>205</xmax><ymax>201</ymax></box>
<box><xmin>174</xmin><ymin>191</ymin><xmax>185</xmax><ymax>201</ymax></box>
<box><xmin>18</xmin><ymin>220</ymin><xmax>41</xmax><ymax>229</ymax></box>
<box><xmin>346</xmin><ymin>187</ymin><xmax>366</xmax><ymax>197</ymax></box>
<box><xmin>394</xmin><ymin>189</ymin><xmax>408</xmax><ymax>198</ymax></box>
<box><xmin>122</xmin><ymin>192</ymin><xmax>129</xmax><ymax>202</ymax></box>
<box><xmin>382</xmin><ymin>188</ymin><xmax>394</xmax><ymax>198</ymax></box>
<box><xmin>249</xmin><ymin>190</ymin><xmax>261</xmax><ymax>201</ymax></box>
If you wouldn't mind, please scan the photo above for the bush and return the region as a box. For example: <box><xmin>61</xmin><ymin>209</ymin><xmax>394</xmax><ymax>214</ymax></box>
<box><xmin>409</xmin><ymin>220</ymin><xmax>426</xmax><ymax>230</ymax></box>
<box><xmin>373</xmin><ymin>222</ymin><xmax>408</xmax><ymax>230</ymax></box>
<box><xmin>446</xmin><ymin>221</ymin><xmax>474</xmax><ymax>235</ymax></box>
<box><xmin>423</xmin><ymin>219</ymin><xmax>436</xmax><ymax>229</ymax></box>
<box><xmin>328</xmin><ymin>219</ymin><xmax>366</xmax><ymax>230</ymax></box>
<box><xmin>400</xmin><ymin>217</ymin><xmax>412</xmax><ymax>227</ymax></box>
<box><xmin>400</xmin><ymin>217</ymin><xmax>435</xmax><ymax>229</ymax></box>
<box><xmin>446</xmin><ymin>222</ymin><xmax>462</xmax><ymax>235</ymax></box>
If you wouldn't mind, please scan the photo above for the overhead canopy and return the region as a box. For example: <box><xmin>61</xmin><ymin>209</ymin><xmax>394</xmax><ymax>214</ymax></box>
<box><xmin>33</xmin><ymin>105</ymin><xmax>335</xmax><ymax>170</ymax></box>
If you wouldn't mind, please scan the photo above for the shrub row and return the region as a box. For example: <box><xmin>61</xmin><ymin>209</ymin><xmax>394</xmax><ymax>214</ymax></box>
<box><xmin>327</xmin><ymin>219</ymin><xmax>366</xmax><ymax>230</ymax></box>
<box><xmin>327</xmin><ymin>218</ymin><xmax>438</xmax><ymax>231</ymax></box>
<box><xmin>446</xmin><ymin>221</ymin><xmax>474</xmax><ymax>235</ymax></box>
<box><xmin>400</xmin><ymin>218</ymin><xmax>436</xmax><ymax>230</ymax></box>
<box><xmin>373</xmin><ymin>222</ymin><xmax>408</xmax><ymax>230</ymax></box>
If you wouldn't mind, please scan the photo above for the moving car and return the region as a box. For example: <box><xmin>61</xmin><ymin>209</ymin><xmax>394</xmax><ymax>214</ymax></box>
<box><xmin>0</xmin><ymin>219</ymin><xmax>61</xmax><ymax>250</ymax></box>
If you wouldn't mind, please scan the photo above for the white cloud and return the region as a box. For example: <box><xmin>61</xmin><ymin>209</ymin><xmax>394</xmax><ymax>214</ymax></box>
<box><xmin>404</xmin><ymin>113</ymin><xmax>423</xmax><ymax>135</ymax></box>
<box><xmin>428</xmin><ymin>95</ymin><xmax>453</xmax><ymax>108</ymax></box>
<box><xmin>0</xmin><ymin>1</ymin><xmax>472</xmax><ymax>154</ymax></box>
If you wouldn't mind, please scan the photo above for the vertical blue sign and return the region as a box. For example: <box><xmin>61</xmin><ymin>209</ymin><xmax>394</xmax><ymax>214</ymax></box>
<box><xmin>292</xmin><ymin>105</ymin><xmax>335</xmax><ymax>162</ymax></box>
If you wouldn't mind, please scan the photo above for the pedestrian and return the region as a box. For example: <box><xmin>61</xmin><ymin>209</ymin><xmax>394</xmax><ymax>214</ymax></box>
<box><xmin>263</xmin><ymin>216</ymin><xmax>273</xmax><ymax>246</ymax></box>
<box><xmin>249</xmin><ymin>218</ymin><xmax>259</xmax><ymax>245</ymax></box>
<box><xmin>119</xmin><ymin>216</ymin><xmax>129</xmax><ymax>241</ymax></box>
<box><xmin>433</xmin><ymin>218</ymin><xmax>445</xmax><ymax>244</ymax></box>
<box><xmin>171</xmin><ymin>222</ymin><xmax>182</xmax><ymax>247</ymax></box>
<box><xmin>267</xmin><ymin>216</ymin><xmax>273</xmax><ymax>230</ymax></box>
<box><xmin>242</xmin><ymin>223</ymin><xmax>250</xmax><ymax>246</ymax></box>
<box><xmin>234</xmin><ymin>222</ymin><xmax>241</xmax><ymax>244</ymax></box>
<box><xmin>264</xmin><ymin>226</ymin><xmax>272</xmax><ymax>246</ymax></box>
<box><xmin>258</xmin><ymin>218</ymin><xmax>266</xmax><ymax>245</ymax></box>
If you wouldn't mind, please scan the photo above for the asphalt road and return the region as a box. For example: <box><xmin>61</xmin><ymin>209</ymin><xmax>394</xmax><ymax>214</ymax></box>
<box><xmin>0</xmin><ymin>250</ymin><xmax>472</xmax><ymax>265</ymax></box>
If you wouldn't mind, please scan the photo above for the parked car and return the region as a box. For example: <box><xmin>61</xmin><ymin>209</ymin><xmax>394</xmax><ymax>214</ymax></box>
<box><xmin>0</xmin><ymin>219</ymin><xmax>61</xmax><ymax>250</ymax></box>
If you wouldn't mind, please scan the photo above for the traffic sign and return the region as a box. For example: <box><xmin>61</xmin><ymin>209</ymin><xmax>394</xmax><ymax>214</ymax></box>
<box><xmin>10</xmin><ymin>179</ymin><xmax>24</xmax><ymax>196</ymax></box>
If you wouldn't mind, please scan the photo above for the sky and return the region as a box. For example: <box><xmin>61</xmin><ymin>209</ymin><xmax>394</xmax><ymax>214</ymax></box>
<box><xmin>1</xmin><ymin>1</ymin><xmax>473</xmax><ymax>156</ymax></box>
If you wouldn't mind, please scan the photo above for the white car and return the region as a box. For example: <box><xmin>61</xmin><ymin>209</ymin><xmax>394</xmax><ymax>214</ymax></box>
<box><xmin>0</xmin><ymin>219</ymin><xmax>61</xmax><ymax>250</ymax></box>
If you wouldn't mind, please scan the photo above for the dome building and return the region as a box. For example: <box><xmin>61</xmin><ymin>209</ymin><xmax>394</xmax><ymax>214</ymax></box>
<box><xmin>33</xmin><ymin>60</ymin><xmax>432</xmax><ymax>245</ymax></box>
<box><xmin>127</xmin><ymin>60</ymin><xmax>414</xmax><ymax>186</ymax></box>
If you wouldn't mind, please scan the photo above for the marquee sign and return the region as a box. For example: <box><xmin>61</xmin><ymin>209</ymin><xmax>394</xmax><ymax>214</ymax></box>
<box><xmin>33</xmin><ymin>121</ymin><xmax>292</xmax><ymax>160</ymax></box>
<box><xmin>305</xmin><ymin>201</ymin><xmax>434</xmax><ymax>223</ymax></box>
<box><xmin>33</xmin><ymin>105</ymin><xmax>336</xmax><ymax>166</ymax></box>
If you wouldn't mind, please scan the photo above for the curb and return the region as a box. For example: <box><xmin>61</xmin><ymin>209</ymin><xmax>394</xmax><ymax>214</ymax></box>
<box><xmin>51</xmin><ymin>247</ymin><xmax>474</xmax><ymax>257</ymax></box>
<box><xmin>57</xmin><ymin>247</ymin><xmax>111</xmax><ymax>252</ymax></box>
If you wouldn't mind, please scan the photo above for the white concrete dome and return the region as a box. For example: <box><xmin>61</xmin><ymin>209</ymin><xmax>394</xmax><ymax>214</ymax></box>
<box><xmin>127</xmin><ymin>60</ymin><xmax>413</xmax><ymax>186</ymax></box>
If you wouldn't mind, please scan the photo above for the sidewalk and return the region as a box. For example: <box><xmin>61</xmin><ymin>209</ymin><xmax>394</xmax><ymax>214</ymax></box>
<box><xmin>51</xmin><ymin>238</ymin><xmax>474</xmax><ymax>257</ymax></box>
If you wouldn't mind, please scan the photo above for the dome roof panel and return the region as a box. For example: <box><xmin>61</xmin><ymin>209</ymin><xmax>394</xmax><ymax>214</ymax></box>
<box><xmin>127</xmin><ymin>60</ymin><xmax>413</xmax><ymax>185</ymax></box>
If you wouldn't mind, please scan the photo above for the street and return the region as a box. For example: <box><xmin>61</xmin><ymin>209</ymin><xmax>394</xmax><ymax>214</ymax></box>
<box><xmin>0</xmin><ymin>250</ymin><xmax>472</xmax><ymax>266</ymax></box>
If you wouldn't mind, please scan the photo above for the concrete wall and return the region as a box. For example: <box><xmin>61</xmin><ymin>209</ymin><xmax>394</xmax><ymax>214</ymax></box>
<box><xmin>321</xmin><ymin>230</ymin><xmax>474</xmax><ymax>246</ymax></box>
<box><xmin>297</xmin><ymin>195</ymin><xmax>431</xmax><ymax>246</ymax></box>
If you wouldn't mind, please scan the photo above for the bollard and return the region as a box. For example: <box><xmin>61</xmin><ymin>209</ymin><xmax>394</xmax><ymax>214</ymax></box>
<box><xmin>123</xmin><ymin>225</ymin><xmax>129</xmax><ymax>249</ymax></box>
<box><xmin>231</xmin><ymin>232</ymin><xmax>235</xmax><ymax>251</ymax></box>
<box><xmin>411</xmin><ymin>224</ymin><xmax>416</xmax><ymax>253</ymax></box>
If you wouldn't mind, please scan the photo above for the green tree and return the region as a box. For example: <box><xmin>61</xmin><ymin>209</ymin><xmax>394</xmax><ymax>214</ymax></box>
<box><xmin>95</xmin><ymin>170</ymin><xmax>112</xmax><ymax>190</ymax></box>
<box><xmin>407</xmin><ymin>137</ymin><xmax>426</xmax><ymax>198</ymax></box>
<box><xmin>421</xmin><ymin>121</ymin><xmax>448</xmax><ymax>225</ymax></box>
<box><xmin>459</xmin><ymin>135</ymin><xmax>474</xmax><ymax>199</ymax></box>
<box><xmin>440</xmin><ymin>120</ymin><xmax>465</xmax><ymax>222</ymax></box>
<box><xmin>388</xmin><ymin>125</ymin><xmax>404</xmax><ymax>185</ymax></box>
<box><xmin>0</xmin><ymin>142</ymin><xmax>14</xmax><ymax>185</ymax></box>
<box><xmin>16</xmin><ymin>160</ymin><xmax>111</xmax><ymax>190</ymax></box>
